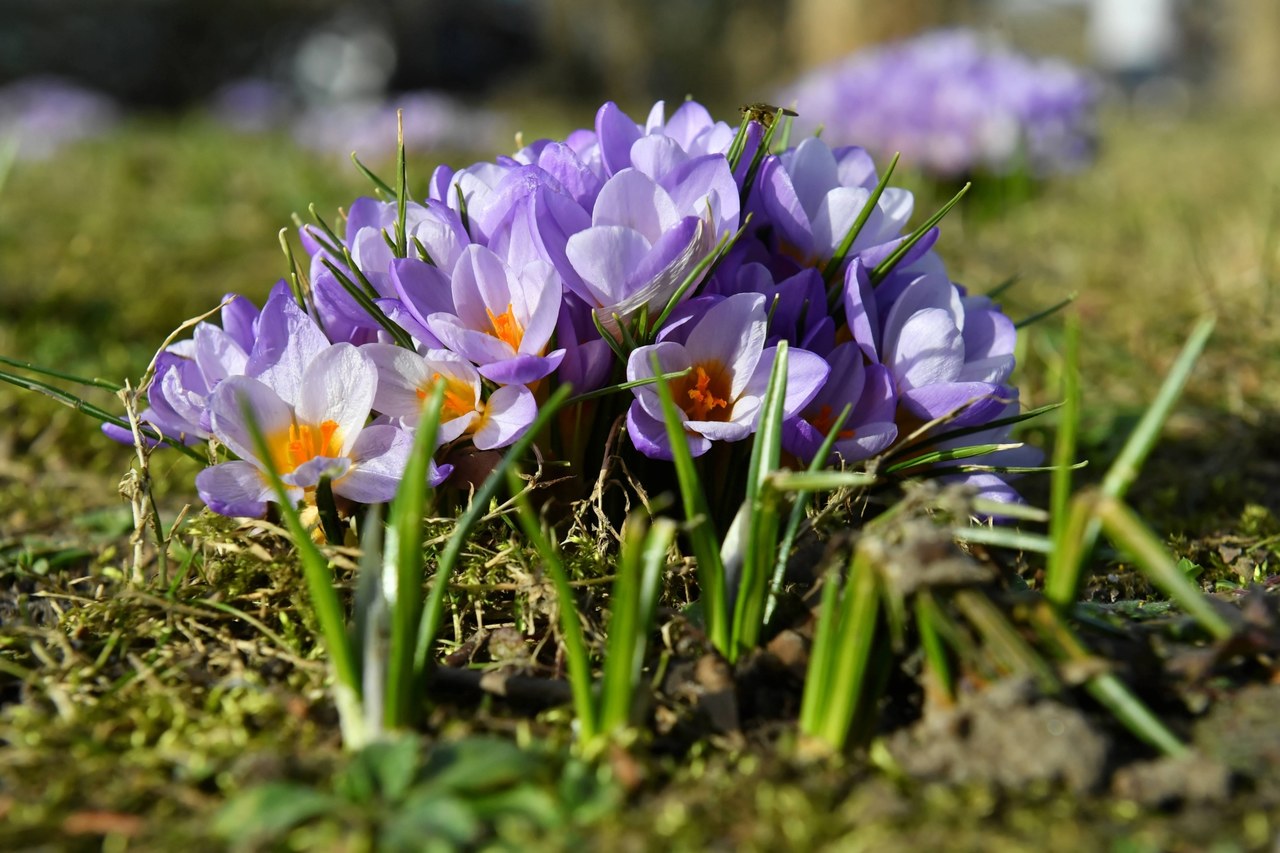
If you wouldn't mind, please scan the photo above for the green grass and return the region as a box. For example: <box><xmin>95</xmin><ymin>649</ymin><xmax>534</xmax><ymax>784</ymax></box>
<box><xmin>4</xmin><ymin>105</ymin><xmax>1280</xmax><ymax>849</ymax></box>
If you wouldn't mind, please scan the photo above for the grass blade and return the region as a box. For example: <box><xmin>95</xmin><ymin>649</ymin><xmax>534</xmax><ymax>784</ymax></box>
<box><xmin>884</xmin><ymin>443</ymin><xmax>1023</xmax><ymax>474</ymax></box>
<box><xmin>394</xmin><ymin>111</ymin><xmax>409</xmax><ymax>259</ymax></box>
<box><xmin>0</xmin><ymin>368</ymin><xmax>206</xmax><ymax>462</ymax></box>
<box><xmin>1029</xmin><ymin>601</ymin><xmax>1187</xmax><ymax>756</ymax></box>
<box><xmin>0</xmin><ymin>354</ymin><xmax>123</xmax><ymax>391</ymax></box>
<box><xmin>815</xmin><ymin>546</ymin><xmax>882</xmax><ymax>750</ymax></box>
<box><xmin>351</xmin><ymin>152</ymin><xmax>397</xmax><ymax>199</ymax></box>
<box><xmin>1045</xmin><ymin>314</ymin><xmax>1082</xmax><ymax>605</ymax></box>
<box><xmin>1095</xmin><ymin>496</ymin><xmax>1234</xmax><ymax>641</ymax></box>
<box><xmin>764</xmin><ymin>403</ymin><xmax>855</xmax><ymax>624</ymax></box>
<box><xmin>650</xmin><ymin>354</ymin><xmax>729</xmax><ymax>655</ymax></box>
<box><xmin>732</xmin><ymin>342</ymin><xmax>789</xmax><ymax>655</ymax></box>
<box><xmin>1096</xmin><ymin>317</ymin><xmax>1215</xmax><ymax>509</ymax></box>
<box><xmin>798</xmin><ymin>567</ymin><xmax>842</xmax><ymax>733</ymax></box>
<box><xmin>508</xmin><ymin>466</ymin><xmax>597</xmax><ymax>743</ymax></box>
<box><xmin>823</xmin><ymin>152</ymin><xmax>901</xmax><ymax>289</ymax></box>
<box><xmin>384</xmin><ymin>380</ymin><xmax>445</xmax><ymax>730</ymax></box>
<box><xmin>1014</xmin><ymin>294</ymin><xmax>1077</xmax><ymax>329</ymax></box>
<box><xmin>1066</xmin><ymin>316</ymin><xmax>1214</xmax><ymax>592</ymax></box>
<box><xmin>915</xmin><ymin>592</ymin><xmax>954</xmax><ymax>704</ymax></box>
<box><xmin>321</xmin><ymin>258</ymin><xmax>416</xmax><ymax>350</ymax></box>
<box><xmin>237</xmin><ymin>392</ymin><xmax>364</xmax><ymax>747</ymax></box>
<box><xmin>413</xmin><ymin>384</ymin><xmax>576</xmax><ymax>681</ymax></box>
<box><xmin>870</xmin><ymin>183</ymin><xmax>970</xmax><ymax>285</ymax></box>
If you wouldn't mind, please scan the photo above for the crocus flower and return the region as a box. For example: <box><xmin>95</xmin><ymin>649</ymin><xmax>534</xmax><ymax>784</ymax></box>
<box><xmin>425</xmin><ymin>244</ymin><xmax>565</xmax><ymax>385</ymax></box>
<box><xmin>625</xmin><ymin>293</ymin><xmax>829</xmax><ymax>459</ymax></box>
<box><xmin>305</xmin><ymin>196</ymin><xmax>471</xmax><ymax>295</ymax></box>
<box><xmin>196</xmin><ymin>343</ymin><xmax>430</xmax><ymax>517</ymax></box>
<box><xmin>102</xmin><ymin>291</ymin><xmax>266</xmax><ymax>446</ymax></box>
<box><xmin>564</xmin><ymin>157</ymin><xmax>738</xmax><ymax>335</ymax></box>
<box><xmin>876</xmin><ymin>269</ymin><xmax>1016</xmax><ymax>429</ymax></box>
<box><xmin>363</xmin><ymin>343</ymin><xmax>536</xmax><ymax>450</ymax></box>
<box><xmin>752</xmin><ymin>136</ymin><xmax>914</xmax><ymax>272</ymax></box>
<box><xmin>783</xmin><ymin>342</ymin><xmax>898</xmax><ymax>464</ymax></box>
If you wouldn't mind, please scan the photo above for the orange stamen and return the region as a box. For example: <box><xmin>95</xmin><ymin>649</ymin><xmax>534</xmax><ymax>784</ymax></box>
<box><xmin>416</xmin><ymin>373</ymin><xmax>476</xmax><ymax>421</ymax></box>
<box><xmin>808</xmin><ymin>404</ymin><xmax>856</xmax><ymax>440</ymax></box>
<box><xmin>682</xmin><ymin>364</ymin><xmax>731</xmax><ymax>421</ymax></box>
<box><xmin>486</xmin><ymin>302</ymin><xmax>524</xmax><ymax>351</ymax></box>
<box><xmin>284</xmin><ymin>419</ymin><xmax>343</xmax><ymax>470</ymax></box>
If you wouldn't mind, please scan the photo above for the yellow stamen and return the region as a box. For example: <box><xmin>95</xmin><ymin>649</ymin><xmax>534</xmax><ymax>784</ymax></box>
<box><xmin>486</xmin><ymin>302</ymin><xmax>524</xmax><ymax>351</ymax></box>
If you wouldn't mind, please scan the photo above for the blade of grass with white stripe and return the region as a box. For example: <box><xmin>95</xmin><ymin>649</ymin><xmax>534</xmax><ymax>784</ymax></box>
<box><xmin>383</xmin><ymin>380</ymin><xmax>445</xmax><ymax>729</ymax></box>
<box><xmin>507</xmin><ymin>466</ymin><xmax>597</xmax><ymax>744</ymax></box>
<box><xmin>413</xmin><ymin>383</ymin><xmax>576</xmax><ymax>682</ymax></box>
<box><xmin>650</xmin><ymin>353</ymin><xmax>729</xmax><ymax>655</ymax></box>
<box><xmin>238</xmin><ymin>392</ymin><xmax>365</xmax><ymax>747</ymax></box>
<box><xmin>884</xmin><ymin>443</ymin><xmax>1023</xmax><ymax>475</ymax></box>
<box><xmin>763</xmin><ymin>402</ymin><xmax>855</xmax><ymax>625</ymax></box>
<box><xmin>599</xmin><ymin>516</ymin><xmax>677</xmax><ymax>738</ymax></box>
<box><xmin>731</xmin><ymin>341</ymin><xmax>790</xmax><ymax>657</ymax></box>
<box><xmin>804</xmin><ymin>544</ymin><xmax>883</xmax><ymax>751</ymax></box>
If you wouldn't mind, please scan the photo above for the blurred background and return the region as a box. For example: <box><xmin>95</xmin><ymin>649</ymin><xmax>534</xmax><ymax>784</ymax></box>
<box><xmin>0</xmin><ymin>0</ymin><xmax>1277</xmax><ymax>134</ymax></box>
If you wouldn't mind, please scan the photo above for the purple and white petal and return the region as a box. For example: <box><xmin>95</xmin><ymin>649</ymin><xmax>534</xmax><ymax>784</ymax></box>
<box><xmin>196</xmin><ymin>460</ymin><xmax>277</xmax><ymax>518</ymax></box>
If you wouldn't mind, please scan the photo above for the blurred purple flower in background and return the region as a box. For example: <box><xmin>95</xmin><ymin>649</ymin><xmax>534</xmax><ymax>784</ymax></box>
<box><xmin>779</xmin><ymin>29</ymin><xmax>1098</xmax><ymax>178</ymax></box>
<box><xmin>0</xmin><ymin>76</ymin><xmax>120</xmax><ymax>160</ymax></box>
<box><xmin>208</xmin><ymin>79</ymin><xmax>294</xmax><ymax>134</ymax></box>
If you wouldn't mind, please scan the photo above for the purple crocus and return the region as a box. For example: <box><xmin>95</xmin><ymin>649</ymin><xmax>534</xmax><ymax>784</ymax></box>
<box><xmin>753</xmin><ymin>136</ymin><xmax>914</xmax><ymax>271</ymax></box>
<box><xmin>363</xmin><ymin>343</ymin><xmax>537</xmax><ymax>450</ymax></box>
<box><xmin>102</xmin><ymin>291</ymin><xmax>266</xmax><ymax>446</ymax></box>
<box><xmin>875</xmin><ymin>268</ymin><xmax>1016</xmax><ymax>429</ymax></box>
<box><xmin>783</xmin><ymin>342</ymin><xmax>898</xmax><ymax>464</ymax></box>
<box><xmin>625</xmin><ymin>293</ymin><xmax>829</xmax><ymax>459</ymax></box>
<box><xmin>564</xmin><ymin>157</ymin><xmax>738</xmax><ymax>336</ymax></box>
<box><xmin>196</xmin><ymin>343</ymin><xmax>427</xmax><ymax>518</ymax></box>
<box><xmin>425</xmin><ymin>244</ymin><xmax>565</xmax><ymax>385</ymax></box>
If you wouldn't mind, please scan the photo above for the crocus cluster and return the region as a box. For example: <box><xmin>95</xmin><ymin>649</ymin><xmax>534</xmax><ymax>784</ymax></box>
<box><xmin>113</xmin><ymin>98</ymin><xmax>1036</xmax><ymax>520</ymax></box>
<box><xmin>778</xmin><ymin>29</ymin><xmax>1097</xmax><ymax>178</ymax></box>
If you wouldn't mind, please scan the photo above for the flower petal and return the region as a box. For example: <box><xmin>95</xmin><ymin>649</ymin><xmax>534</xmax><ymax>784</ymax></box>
<box><xmin>296</xmin><ymin>344</ymin><xmax>376</xmax><ymax>456</ymax></box>
<box><xmin>472</xmin><ymin>384</ymin><xmax>537</xmax><ymax>450</ymax></box>
<box><xmin>196</xmin><ymin>460</ymin><xmax>276</xmax><ymax>518</ymax></box>
<box><xmin>334</xmin><ymin>424</ymin><xmax>413</xmax><ymax>504</ymax></box>
<box><xmin>210</xmin><ymin>376</ymin><xmax>294</xmax><ymax>465</ymax></box>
